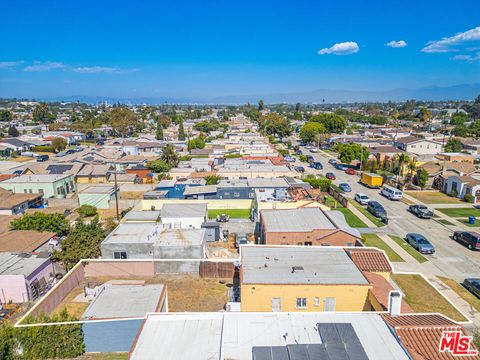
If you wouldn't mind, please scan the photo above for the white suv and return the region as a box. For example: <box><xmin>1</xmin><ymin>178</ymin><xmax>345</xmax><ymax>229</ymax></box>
<box><xmin>355</xmin><ymin>193</ymin><xmax>370</xmax><ymax>205</ymax></box>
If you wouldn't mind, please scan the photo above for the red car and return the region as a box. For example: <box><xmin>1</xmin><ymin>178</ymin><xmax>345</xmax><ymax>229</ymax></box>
<box><xmin>345</xmin><ymin>168</ymin><xmax>355</xmax><ymax>175</ymax></box>
<box><xmin>326</xmin><ymin>172</ymin><xmax>336</xmax><ymax>180</ymax></box>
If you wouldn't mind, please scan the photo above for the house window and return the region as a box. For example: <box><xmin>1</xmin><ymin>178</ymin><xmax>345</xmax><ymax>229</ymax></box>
<box><xmin>321</xmin><ymin>242</ymin><xmax>331</xmax><ymax>246</ymax></box>
<box><xmin>314</xmin><ymin>297</ymin><xmax>320</xmax><ymax>307</ymax></box>
<box><xmin>296</xmin><ymin>298</ymin><xmax>307</xmax><ymax>309</ymax></box>
<box><xmin>346</xmin><ymin>242</ymin><xmax>354</xmax><ymax>246</ymax></box>
<box><xmin>38</xmin><ymin>189</ymin><xmax>44</xmax><ymax>194</ymax></box>
<box><xmin>113</xmin><ymin>251</ymin><xmax>127</xmax><ymax>259</ymax></box>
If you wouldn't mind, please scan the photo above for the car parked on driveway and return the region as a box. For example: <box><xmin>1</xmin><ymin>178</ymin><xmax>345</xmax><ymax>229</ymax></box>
<box><xmin>339</xmin><ymin>183</ymin><xmax>351</xmax><ymax>192</ymax></box>
<box><xmin>367</xmin><ymin>201</ymin><xmax>388</xmax><ymax>223</ymax></box>
<box><xmin>284</xmin><ymin>155</ymin><xmax>296</xmax><ymax>162</ymax></box>
<box><xmin>408</xmin><ymin>204</ymin><xmax>434</xmax><ymax>219</ymax></box>
<box><xmin>354</xmin><ymin>193</ymin><xmax>370</xmax><ymax>205</ymax></box>
<box><xmin>326</xmin><ymin>172</ymin><xmax>336</xmax><ymax>180</ymax></box>
<box><xmin>294</xmin><ymin>166</ymin><xmax>305</xmax><ymax>173</ymax></box>
<box><xmin>328</xmin><ymin>159</ymin><xmax>337</xmax><ymax>166</ymax></box>
<box><xmin>345</xmin><ymin>168</ymin><xmax>355</xmax><ymax>175</ymax></box>
<box><xmin>462</xmin><ymin>278</ymin><xmax>480</xmax><ymax>298</ymax></box>
<box><xmin>405</xmin><ymin>233</ymin><xmax>435</xmax><ymax>254</ymax></box>
<box><xmin>453</xmin><ymin>231</ymin><xmax>480</xmax><ymax>250</ymax></box>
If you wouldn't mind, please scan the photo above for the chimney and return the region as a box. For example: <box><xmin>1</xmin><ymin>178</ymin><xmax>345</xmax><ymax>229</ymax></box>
<box><xmin>388</xmin><ymin>291</ymin><xmax>402</xmax><ymax>316</ymax></box>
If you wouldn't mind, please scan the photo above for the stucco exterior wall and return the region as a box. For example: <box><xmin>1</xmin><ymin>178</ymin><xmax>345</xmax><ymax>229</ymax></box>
<box><xmin>138</xmin><ymin>199</ymin><xmax>253</xmax><ymax>211</ymax></box>
<box><xmin>0</xmin><ymin>274</ymin><xmax>28</xmax><ymax>303</ymax></box>
<box><xmin>240</xmin><ymin>283</ymin><xmax>371</xmax><ymax>312</ymax></box>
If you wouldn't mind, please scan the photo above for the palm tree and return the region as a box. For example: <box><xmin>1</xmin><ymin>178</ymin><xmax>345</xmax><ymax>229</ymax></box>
<box><xmin>161</xmin><ymin>144</ymin><xmax>179</xmax><ymax>167</ymax></box>
<box><xmin>396</xmin><ymin>153</ymin><xmax>410</xmax><ymax>181</ymax></box>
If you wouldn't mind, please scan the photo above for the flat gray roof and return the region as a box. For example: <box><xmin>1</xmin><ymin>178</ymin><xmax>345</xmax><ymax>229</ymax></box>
<box><xmin>155</xmin><ymin>228</ymin><xmax>206</xmax><ymax>246</ymax></box>
<box><xmin>183</xmin><ymin>185</ymin><xmax>218</xmax><ymax>196</ymax></box>
<box><xmin>0</xmin><ymin>252</ymin><xmax>51</xmax><ymax>276</ymax></box>
<box><xmin>1</xmin><ymin>174</ymin><xmax>72</xmax><ymax>183</ymax></box>
<box><xmin>79</xmin><ymin>185</ymin><xmax>115</xmax><ymax>194</ymax></box>
<box><xmin>130</xmin><ymin>313</ymin><xmax>409</xmax><ymax>360</ymax></box>
<box><xmin>241</xmin><ymin>246</ymin><xmax>368</xmax><ymax>285</ymax></box>
<box><xmin>161</xmin><ymin>203</ymin><xmax>207</xmax><ymax>218</ymax></box>
<box><xmin>81</xmin><ymin>283</ymin><xmax>164</xmax><ymax>319</ymax></box>
<box><xmin>123</xmin><ymin>210</ymin><xmax>161</xmax><ymax>222</ymax></box>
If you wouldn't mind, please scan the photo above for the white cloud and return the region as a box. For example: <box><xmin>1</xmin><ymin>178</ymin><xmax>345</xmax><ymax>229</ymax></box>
<box><xmin>385</xmin><ymin>40</ymin><xmax>407</xmax><ymax>48</ymax></box>
<box><xmin>422</xmin><ymin>26</ymin><xmax>480</xmax><ymax>53</ymax></box>
<box><xmin>452</xmin><ymin>53</ymin><xmax>480</xmax><ymax>62</ymax></box>
<box><xmin>24</xmin><ymin>61</ymin><xmax>65</xmax><ymax>72</ymax></box>
<box><xmin>318</xmin><ymin>41</ymin><xmax>359</xmax><ymax>55</ymax></box>
<box><xmin>0</xmin><ymin>61</ymin><xmax>24</xmax><ymax>69</ymax></box>
<box><xmin>72</xmin><ymin>66</ymin><xmax>139</xmax><ymax>74</ymax></box>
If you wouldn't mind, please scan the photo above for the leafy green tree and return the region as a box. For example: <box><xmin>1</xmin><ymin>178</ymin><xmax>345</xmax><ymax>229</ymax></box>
<box><xmin>450</xmin><ymin>112</ymin><xmax>468</xmax><ymax>125</ymax></box>
<box><xmin>416</xmin><ymin>168</ymin><xmax>429</xmax><ymax>189</ymax></box>
<box><xmin>471</xmin><ymin>120</ymin><xmax>480</xmax><ymax>138</ymax></box>
<box><xmin>0</xmin><ymin>109</ymin><xmax>13</xmax><ymax>122</ymax></box>
<box><xmin>17</xmin><ymin>309</ymin><xmax>85</xmax><ymax>358</ymax></box>
<box><xmin>51</xmin><ymin>137</ymin><xmax>67</xmax><ymax>152</ymax></box>
<box><xmin>11</xmin><ymin>212</ymin><xmax>70</xmax><ymax>236</ymax></box>
<box><xmin>258</xmin><ymin>99</ymin><xmax>265</xmax><ymax>111</ymax></box>
<box><xmin>178</xmin><ymin>120</ymin><xmax>186</xmax><ymax>140</ymax></box>
<box><xmin>146</xmin><ymin>159</ymin><xmax>171</xmax><ymax>173</ymax></box>
<box><xmin>204</xmin><ymin>175</ymin><xmax>222</xmax><ymax>185</ymax></box>
<box><xmin>302</xmin><ymin>177</ymin><xmax>332</xmax><ymax>191</ymax></box>
<box><xmin>244</xmin><ymin>108</ymin><xmax>261</xmax><ymax>121</ymax></box>
<box><xmin>299</xmin><ymin>122</ymin><xmax>326</xmax><ymax>143</ymax></box>
<box><xmin>453</xmin><ymin>124</ymin><xmax>469</xmax><ymax>137</ymax></box>
<box><xmin>32</xmin><ymin>102</ymin><xmax>55</xmax><ymax>123</ymax></box>
<box><xmin>0</xmin><ymin>322</ymin><xmax>15</xmax><ymax>360</ymax></box>
<box><xmin>156</xmin><ymin>121</ymin><xmax>164</xmax><ymax>140</ymax></box>
<box><xmin>161</xmin><ymin>144</ymin><xmax>179</xmax><ymax>167</ymax></box>
<box><xmin>7</xmin><ymin>125</ymin><xmax>19</xmax><ymax>137</ymax></box>
<box><xmin>188</xmin><ymin>137</ymin><xmax>206</xmax><ymax>150</ymax></box>
<box><xmin>258</xmin><ymin>113</ymin><xmax>291</xmax><ymax>138</ymax></box>
<box><xmin>418</xmin><ymin>107</ymin><xmax>432</xmax><ymax>122</ymax></box>
<box><xmin>77</xmin><ymin>204</ymin><xmax>97</xmax><ymax>218</ymax></box>
<box><xmin>51</xmin><ymin>217</ymin><xmax>105</xmax><ymax>270</ymax></box>
<box><xmin>444</xmin><ymin>138</ymin><xmax>463</xmax><ymax>152</ymax></box>
<box><xmin>156</xmin><ymin>114</ymin><xmax>171</xmax><ymax>128</ymax></box>
<box><xmin>109</xmin><ymin>106</ymin><xmax>138</xmax><ymax>137</ymax></box>
<box><xmin>295</xmin><ymin>102</ymin><xmax>301</xmax><ymax>112</ymax></box>
<box><xmin>334</xmin><ymin>143</ymin><xmax>370</xmax><ymax>164</ymax></box>
<box><xmin>193</xmin><ymin>120</ymin><xmax>221</xmax><ymax>133</ymax></box>
<box><xmin>309</xmin><ymin>113</ymin><xmax>347</xmax><ymax>133</ymax></box>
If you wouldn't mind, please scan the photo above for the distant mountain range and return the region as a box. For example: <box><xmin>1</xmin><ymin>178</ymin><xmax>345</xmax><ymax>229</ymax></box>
<box><xmin>40</xmin><ymin>83</ymin><xmax>480</xmax><ymax>105</ymax></box>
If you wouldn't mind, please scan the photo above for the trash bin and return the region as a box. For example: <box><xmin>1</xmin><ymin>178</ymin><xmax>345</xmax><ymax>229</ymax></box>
<box><xmin>469</xmin><ymin>216</ymin><xmax>476</xmax><ymax>225</ymax></box>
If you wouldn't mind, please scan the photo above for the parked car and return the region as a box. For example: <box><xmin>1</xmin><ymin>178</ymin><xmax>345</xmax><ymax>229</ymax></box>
<box><xmin>299</xmin><ymin>141</ymin><xmax>306</xmax><ymax>146</ymax></box>
<box><xmin>55</xmin><ymin>151</ymin><xmax>67</xmax><ymax>157</ymax></box>
<box><xmin>96</xmin><ymin>139</ymin><xmax>105</xmax><ymax>145</ymax></box>
<box><xmin>216</xmin><ymin>214</ymin><xmax>230</xmax><ymax>223</ymax></box>
<box><xmin>328</xmin><ymin>159</ymin><xmax>337</xmax><ymax>166</ymax></box>
<box><xmin>367</xmin><ymin>201</ymin><xmax>388</xmax><ymax>223</ymax></box>
<box><xmin>345</xmin><ymin>168</ymin><xmax>355</xmax><ymax>175</ymax></box>
<box><xmin>381</xmin><ymin>185</ymin><xmax>403</xmax><ymax>200</ymax></box>
<box><xmin>326</xmin><ymin>172</ymin><xmax>336</xmax><ymax>180</ymax></box>
<box><xmin>408</xmin><ymin>204</ymin><xmax>434</xmax><ymax>219</ymax></box>
<box><xmin>296</xmin><ymin>150</ymin><xmax>303</xmax><ymax>155</ymax></box>
<box><xmin>339</xmin><ymin>183</ymin><xmax>351</xmax><ymax>192</ymax></box>
<box><xmin>453</xmin><ymin>231</ymin><xmax>480</xmax><ymax>250</ymax></box>
<box><xmin>36</xmin><ymin>154</ymin><xmax>49</xmax><ymax>162</ymax></box>
<box><xmin>311</xmin><ymin>161</ymin><xmax>323</xmax><ymax>170</ymax></box>
<box><xmin>405</xmin><ymin>233</ymin><xmax>435</xmax><ymax>254</ymax></box>
<box><xmin>65</xmin><ymin>149</ymin><xmax>76</xmax><ymax>155</ymax></box>
<box><xmin>305</xmin><ymin>144</ymin><xmax>313</xmax><ymax>150</ymax></box>
<box><xmin>284</xmin><ymin>155</ymin><xmax>296</xmax><ymax>162</ymax></box>
<box><xmin>309</xmin><ymin>148</ymin><xmax>318</xmax><ymax>153</ymax></box>
<box><xmin>306</xmin><ymin>155</ymin><xmax>314</xmax><ymax>163</ymax></box>
<box><xmin>235</xmin><ymin>233</ymin><xmax>248</xmax><ymax>248</ymax></box>
<box><xmin>354</xmin><ymin>193</ymin><xmax>370</xmax><ymax>205</ymax></box>
<box><xmin>294</xmin><ymin>166</ymin><xmax>305</xmax><ymax>173</ymax></box>
<box><xmin>335</xmin><ymin>163</ymin><xmax>349</xmax><ymax>171</ymax></box>
<box><xmin>462</xmin><ymin>278</ymin><xmax>480</xmax><ymax>298</ymax></box>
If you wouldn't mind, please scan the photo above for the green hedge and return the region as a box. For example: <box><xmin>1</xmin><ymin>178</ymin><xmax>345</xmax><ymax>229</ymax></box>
<box><xmin>33</xmin><ymin>146</ymin><xmax>54</xmax><ymax>153</ymax></box>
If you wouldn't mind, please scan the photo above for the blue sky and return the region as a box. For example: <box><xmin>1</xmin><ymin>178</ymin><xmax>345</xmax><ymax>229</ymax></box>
<box><xmin>1</xmin><ymin>0</ymin><xmax>480</xmax><ymax>99</ymax></box>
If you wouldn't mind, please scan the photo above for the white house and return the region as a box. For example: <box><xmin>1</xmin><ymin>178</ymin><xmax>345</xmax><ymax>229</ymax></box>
<box><xmin>160</xmin><ymin>203</ymin><xmax>207</xmax><ymax>229</ymax></box>
<box><xmin>395</xmin><ymin>136</ymin><xmax>443</xmax><ymax>156</ymax></box>
<box><xmin>444</xmin><ymin>175</ymin><xmax>480</xmax><ymax>203</ymax></box>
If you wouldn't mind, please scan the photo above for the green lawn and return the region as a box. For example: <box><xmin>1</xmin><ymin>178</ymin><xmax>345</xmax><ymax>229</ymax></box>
<box><xmin>405</xmin><ymin>191</ymin><xmax>463</xmax><ymax>204</ymax></box>
<box><xmin>459</xmin><ymin>219</ymin><xmax>480</xmax><ymax>227</ymax></box>
<box><xmin>208</xmin><ymin>209</ymin><xmax>251</xmax><ymax>219</ymax></box>
<box><xmin>437</xmin><ymin>276</ymin><xmax>480</xmax><ymax>313</ymax></box>
<box><xmin>349</xmin><ymin>200</ymin><xmax>386</xmax><ymax>227</ymax></box>
<box><xmin>361</xmin><ymin>234</ymin><xmax>404</xmax><ymax>262</ymax></box>
<box><xmin>436</xmin><ymin>207</ymin><xmax>480</xmax><ymax>218</ymax></box>
<box><xmin>334</xmin><ymin>208</ymin><xmax>368</xmax><ymax>228</ymax></box>
<box><xmin>437</xmin><ymin>219</ymin><xmax>454</xmax><ymax>226</ymax></box>
<box><xmin>392</xmin><ymin>274</ymin><xmax>467</xmax><ymax>322</ymax></box>
<box><xmin>388</xmin><ymin>235</ymin><xmax>428</xmax><ymax>263</ymax></box>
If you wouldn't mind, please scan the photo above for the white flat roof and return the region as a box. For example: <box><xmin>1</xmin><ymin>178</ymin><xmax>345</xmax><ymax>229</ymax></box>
<box><xmin>130</xmin><ymin>313</ymin><xmax>409</xmax><ymax>360</ymax></box>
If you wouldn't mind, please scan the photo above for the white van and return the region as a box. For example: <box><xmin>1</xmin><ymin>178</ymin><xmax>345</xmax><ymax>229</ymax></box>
<box><xmin>381</xmin><ymin>185</ymin><xmax>403</xmax><ymax>200</ymax></box>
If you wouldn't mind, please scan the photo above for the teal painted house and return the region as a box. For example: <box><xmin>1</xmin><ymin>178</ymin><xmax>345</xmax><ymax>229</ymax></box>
<box><xmin>0</xmin><ymin>174</ymin><xmax>76</xmax><ymax>199</ymax></box>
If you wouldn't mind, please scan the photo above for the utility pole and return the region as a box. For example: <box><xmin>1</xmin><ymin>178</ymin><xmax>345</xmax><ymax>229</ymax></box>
<box><xmin>113</xmin><ymin>164</ymin><xmax>120</xmax><ymax>221</ymax></box>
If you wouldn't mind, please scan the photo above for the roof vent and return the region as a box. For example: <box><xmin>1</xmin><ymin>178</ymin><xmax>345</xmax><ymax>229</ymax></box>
<box><xmin>388</xmin><ymin>290</ymin><xmax>402</xmax><ymax>317</ymax></box>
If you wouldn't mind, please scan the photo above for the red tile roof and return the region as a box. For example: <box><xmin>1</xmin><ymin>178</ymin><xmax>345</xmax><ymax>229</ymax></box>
<box><xmin>396</xmin><ymin>327</ymin><xmax>479</xmax><ymax>360</ymax></box>
<box><xmin>381</xmin><ymin>314</ymin><xmax>456</xmax><ymax>328</ymax></box>
<box><xmin>363</xmin><ymin>272</ymin><xmax>413</xmax><ymax>313</ymax></box>
<box><xmin>349</xmin><ymin>249</ymin><xmax>393</xmax><ymax>272</ymax></box>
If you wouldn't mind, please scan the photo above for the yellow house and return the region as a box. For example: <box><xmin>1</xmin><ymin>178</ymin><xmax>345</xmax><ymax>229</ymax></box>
<box><xmin>76</xmin><ymin>164</ymin><xmax>111</xmax><ymax>184</ymax></box>
<box><xmin>240</xmin><ymin>246</ymin><xmax>372</xmax><ymax>312</ymax></box>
